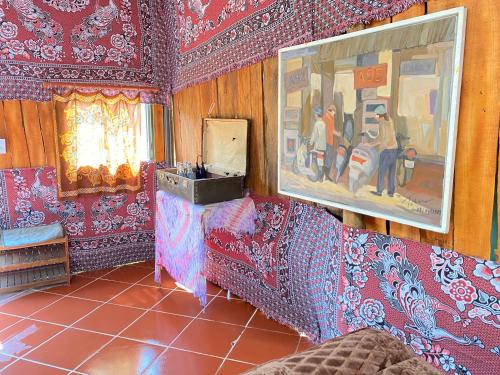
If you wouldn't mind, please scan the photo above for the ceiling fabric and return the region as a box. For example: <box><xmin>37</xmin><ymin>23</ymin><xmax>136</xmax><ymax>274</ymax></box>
<box><xmin>170</xmin><ymin>0</ymin><xmax>426</xmax><ymax>93</ymax></box>
<box><xmin>0</xmin><ymin>0</ymin><xmax>175</xmax><ymax>104</ymax></box>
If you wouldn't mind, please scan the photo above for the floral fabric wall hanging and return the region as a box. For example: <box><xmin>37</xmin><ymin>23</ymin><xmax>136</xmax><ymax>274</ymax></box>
<box><xmin>53</xmin><ymin>91</ymin><xmax>142</xmax><ymax>198</ymax></box>
<box><xmin>0</xmin><ymin>0</ymin><xmax>175</xmax><ymax>103</ymax></box>
<box><xmin>172</xmin><ymin>0</ymin><xmax>425</xmax><ymax>92</ymax></box>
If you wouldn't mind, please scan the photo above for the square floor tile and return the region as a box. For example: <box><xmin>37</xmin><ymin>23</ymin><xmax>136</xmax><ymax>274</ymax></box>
<box><xmin>120</xmin><ymin>310</ymin><xmax>190</xmax><ymax>347</ymax></box>
<box><xmin>200</xmin><ymin>297</ymin><xmax>255</xmax><ymax>326</ymax></box>
<box><xmin>229</xmin><ymin>327</ymin><xmax>300</xmax><ymax>364</ymax></box>
<box><xmin>25</xmin><ymin>328</ymin><xmax>110</xmax><ymax>370</ymax></box>
<box><xmin>31</xmin><ymin>296</ymin><xmax>100</xmax><ymax>326</ymax></box>
<box><xmin>69</xmin><ymin>279</ymin><xmax>130</xmax><ymax>302</ymax></box>
<box><xmin>101</xmin><ymin>266</ymin><xmax>152</xmax><ymax>284</ymax></box>
<box><xmin>1</xmin><ymin>359</ymin><xmax>68</xmax><ymax>374</ymax></box>
<box><xmin>78</xmin><ymin>268</ymin><xmax>117</xmax><ymax>279</ymax></box>
<box><xmin>37</xmin><ymin>276</ymin><xmax>94</xmax><ymax>296</ymax></box>
<box><xmin>0</xmin><ymin>313</ymin><xmax>21</xmax><ymax>332</ymax></box>
<box><xmin>172</xmin><ymin>319</ymin><xmax>243</xmax><ymax>357</ymax></box>
<box><xmin>110</xmin><ymin>285</ymin><xmax>170</xmax><ymax>309</ymax></box>
<box><xmin>77</xmin><ymin>337</ymin><xmax>163</xmax><ymax>374</ymax></box>
<box><xmin>0</xmin><ymin>319</ymin><xmax>64</xmax><ymax>357</ymax></box>
<box><xmin>248</xmin><ymin>311</ymin><xmax>298</xmax><ymax>335</ymax></box>
<box><xmin>207</xmin><ymin>282</ymin><xmax>224</xmax><ymax>296</ymax></box>
<box><xmin>73</xmin><ymin>304</ymin><xmax>144</xmax><ymax>335</ymax></box>
<box><xmin>0</xmin><ymin>291</ymin><xmax>61</xmax><ymax>317</ymax></box>
<box><xmin>152</xmin><ymin>290</ymin><xmax>211</xmax><ymax>317</ymax></box>
<box><xmin>217</xmin><ymin>360</ymin><xmax>256</xmax><ymax>375</ymax></box>
<box><xmin>144</xmin><ymin>348</ymin><xmax>222</xmax><ymax>375</ymax></box>
<box><xmin>0</xmin><ymin>353</ymin><xmax>18</xmax><ymax>371</ymax></box>
<box><xmin>0</xmin><ymin>291</ymin><xmax>21</xmax><ymax>304</ymax></box>
<box><xmin>137</xmin><ymin>269</ymin><xmax>177</xmax><ymax>289</ymax></box>
<box><xmin>127</xmin><ymin>260</ymin><xmax>155</xmax><ymax>269</ymax></box>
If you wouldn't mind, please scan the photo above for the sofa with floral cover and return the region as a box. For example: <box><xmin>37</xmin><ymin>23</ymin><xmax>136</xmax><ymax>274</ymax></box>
<box><xmin>205</xmin><ymin>194</ymin><xmax>500</xmax><ymax>375</ymax></box>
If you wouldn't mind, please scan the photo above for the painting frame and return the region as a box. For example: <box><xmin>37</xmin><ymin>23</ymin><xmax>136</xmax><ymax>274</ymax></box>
<box><xmin>277</xmin><ymin>7</ymin><xmax>467</xmax><ymax>233</ymax></box>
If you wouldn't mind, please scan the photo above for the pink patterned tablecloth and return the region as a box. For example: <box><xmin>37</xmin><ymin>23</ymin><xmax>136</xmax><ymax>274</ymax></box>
<box><xmin>155</xmin><ymin>191</ymin><xmax>256</xmax><ymax>305</ymax></box>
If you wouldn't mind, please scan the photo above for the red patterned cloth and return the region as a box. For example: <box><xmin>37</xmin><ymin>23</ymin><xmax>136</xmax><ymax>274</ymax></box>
<box><xmin>206</xmin><ymin>194</ymin><xmax>499</xmax><ymax>375</ymax></box>
<box><xmin>0</xmin><ymin>162</ymin><xmax>158</xmax><ymax>272</ymax></box>
<box><xmin>0</xmin><ymin>0</ymin><xmax>174</xmax><ymax>103</ymax></box>
<box><xmin>336</xmin><ymin>227</ymin><xmax>500</xmax><ymax>375</ymax></box>
<box><xmin>206</xmin><ymin>194</ymin><xmax>342</xmax><ymax>342</ymax></box>
<box><xmin>172</xmin><ymin>0</ymin><xmax>425</xmax><ymax>91</ymax></box>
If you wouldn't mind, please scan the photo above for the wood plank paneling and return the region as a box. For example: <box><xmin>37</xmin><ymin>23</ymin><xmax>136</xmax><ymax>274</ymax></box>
<box><xmin>3</xmin><ymin>101</ymin><xmax>30</xmax><ymax>168</ymax></box>
<box><xmin>214</xmin><ymin>64</ymin><xmax>268</xmax><ymax>195</ymax></box>
<box><xmin>37</xmin><ymin>101</ymin><xmax>57</xmax><ymax>168</ymax></box>
<box><xmin>0</xmin><ymin>100</ymin><xmax>165</xmax><ymax>170</ymax></box>
<box><xmin>0</xmin><ymin>102</ymin><xmax>12</xmax><ymax>169</ymax></box>
<box><xmin>247</xmin><ymin>64</ymin><xmax>267</xmax><ymax>195</ymax></box>
<box><xmin>173</xmin><ymin>82</ymin><xmax>205</xmax><ymax>164</ymax></box>
<box><xmin>171</xmin><ymin>1</ymin><xmax>499</xmax><ymax>259</ymax></box>
<box><xmin>153</xmin><ymin>104</ymin><xmax>165</xmax><ymax>162</ymax></box>
<box><xmin>263</xmin><ymin>57</ymin><xmax>279</xmax><ymax>196</ymax></box>
<box><xmin>427</xmin><ymin>0</ymin><xmax>499</xmax><ymax>258</ymax></box>
<box><xmin>21</xmin><ymin>100</ymin><xmax>46</xmax><ymax>167</ymax></box>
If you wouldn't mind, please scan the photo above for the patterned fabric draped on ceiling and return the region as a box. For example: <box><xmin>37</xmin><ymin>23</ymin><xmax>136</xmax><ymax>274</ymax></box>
<box><xmin>0</xmin><ymin>1</ymin><xmax>425</xmax><ymax>102</ymax></box>
<box><xmin>0</xmin><ymin>0</ymin><xmax>176</xmax><ymax>104</ymax></box>
<box><xmin>171</xmin><ymin>0</ymin><xmax>425</xmax><ymax>92</ymax></box>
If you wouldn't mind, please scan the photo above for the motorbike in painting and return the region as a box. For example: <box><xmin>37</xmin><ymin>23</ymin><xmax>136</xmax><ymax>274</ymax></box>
<box><xmin>292</xmin><ymin>137</ymin><xmax>325</xmax><ymax>182</ymax></box>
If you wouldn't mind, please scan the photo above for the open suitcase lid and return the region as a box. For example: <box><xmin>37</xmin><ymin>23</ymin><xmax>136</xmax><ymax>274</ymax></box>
<box><xmin>202</xmin><ymin>118</ymin><xmax>249</xmax><ymax>177</ymax></box>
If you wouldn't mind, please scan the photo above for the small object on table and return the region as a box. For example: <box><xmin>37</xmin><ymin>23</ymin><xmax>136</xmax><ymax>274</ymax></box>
<box><xmin>200</xmin><ymin>161</ymin><xmax>207</xmax><ymax>179</ymax></box>
<box><xmin>156</xmin><ymin>118</ymin><xmax>249</xmax><ymax>205</ymax></box>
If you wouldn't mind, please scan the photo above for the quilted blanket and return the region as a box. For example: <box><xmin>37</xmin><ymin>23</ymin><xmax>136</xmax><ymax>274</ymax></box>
<box><xmin>245</xmin><ymin>328</ymin><xmax>442</xmax><ymax>375</ymax></box>
<box><xmin>0</xmin><ymin>162</ymin><xmax>158</xmax><ymax>272</ymax></box>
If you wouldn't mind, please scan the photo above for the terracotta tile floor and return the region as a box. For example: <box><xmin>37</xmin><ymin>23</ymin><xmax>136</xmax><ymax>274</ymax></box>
<box><xmin>0</xmin><ymin>261</ymin><xmax>313</xmax><ymax>374</ymax></box>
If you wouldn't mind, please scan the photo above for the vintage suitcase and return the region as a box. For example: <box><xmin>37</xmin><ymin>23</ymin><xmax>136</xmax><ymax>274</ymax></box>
<box><xmin>157</xmin><ymin>118</ymin><xmax>249</xmax><ymax>205</ymax></box>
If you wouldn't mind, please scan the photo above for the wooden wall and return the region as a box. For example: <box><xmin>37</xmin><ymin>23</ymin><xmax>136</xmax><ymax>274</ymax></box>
<box><xmin>0</xmin><ymin>100</ymin><xmax>166</xmax><ymax>170</ymax></box>
<box><xmin>172</xmin><ymin>0</ymin><xmax>500</xmax><ymax>260</ymax></box>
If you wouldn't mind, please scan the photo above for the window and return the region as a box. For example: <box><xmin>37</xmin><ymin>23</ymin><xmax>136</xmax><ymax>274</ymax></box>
<box><xmin>139</xmin><ymin>103</ymin><xmax>154</xmax><ymax>162</ymax></box>
<box><xmin>53</xmin><ymin>92</ymin><xmax>150</xmax><ymax>198</ymax></box>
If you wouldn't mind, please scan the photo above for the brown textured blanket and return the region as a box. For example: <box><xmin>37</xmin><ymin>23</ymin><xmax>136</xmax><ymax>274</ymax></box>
<box><xmin>244</xmin><ymin>329</ymin><xmax>442</xmax><ymax>375</ymax></box>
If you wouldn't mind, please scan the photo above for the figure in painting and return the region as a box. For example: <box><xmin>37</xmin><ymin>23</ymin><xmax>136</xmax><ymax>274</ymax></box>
<box><xmin>372</xmin><ymin>106</ymin><xmax>398</xmax><ymax>197</ymax></box>
<box><xmin>324</xmin><ymin>104</ymin><xmax>341</xmax><ymax>181</ymax></box>
<box><xmin>309</xmin><ymin>107</ymin><xmax>327</xmax><ymax>179</ymax></box>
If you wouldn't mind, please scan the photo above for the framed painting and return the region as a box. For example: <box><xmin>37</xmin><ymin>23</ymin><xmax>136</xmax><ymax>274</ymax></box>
<box><xmin>277</xmin><ymin>7</ymin><xmax>466</xmax><ymax>233</ymax></box>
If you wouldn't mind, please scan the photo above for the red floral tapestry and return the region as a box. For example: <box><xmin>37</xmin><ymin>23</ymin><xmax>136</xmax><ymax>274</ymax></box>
<box><xmin>0</xmin><ymin>0</ymin><xmax>175</xmax><ymax>104</ymax></box>
<box><xmin>172</xmin><ymin>0</ymin><xmax>425</xmax><ymax>92</ymax></box>
<box><xmin>0</xmin><ymin>162</ymin><xmax>161</xmax><ymax>272</ymax></box>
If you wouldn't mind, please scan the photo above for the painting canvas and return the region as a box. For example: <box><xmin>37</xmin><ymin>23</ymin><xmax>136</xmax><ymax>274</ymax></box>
<box><xmin>277</xmin><ymin>8</ymin><xmax>466</xmax><ymax>233</ymax></box>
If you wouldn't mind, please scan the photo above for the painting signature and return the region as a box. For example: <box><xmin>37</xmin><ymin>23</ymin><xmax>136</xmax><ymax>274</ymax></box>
<box><xmin>401</xmin><ymin>194</ymin><xmax>441</xmax><ymax>216</ymax></box>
